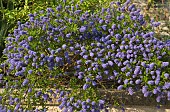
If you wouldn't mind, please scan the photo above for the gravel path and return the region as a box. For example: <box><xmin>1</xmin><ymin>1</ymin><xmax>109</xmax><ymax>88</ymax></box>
<box><xmin>46</xmin><ymin>106</ymin><xmax>170</xmax><ymax>112</ymax></box>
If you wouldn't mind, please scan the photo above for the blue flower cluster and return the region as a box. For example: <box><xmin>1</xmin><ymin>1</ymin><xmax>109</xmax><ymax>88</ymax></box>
<box><xmin>0</xmin><ymin>0</ymin><xmax>170</xmax><ymax>111</ymax></box>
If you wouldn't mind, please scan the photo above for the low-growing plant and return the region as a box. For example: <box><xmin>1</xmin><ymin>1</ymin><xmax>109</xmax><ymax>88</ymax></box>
<box><xmin>0</xmin><ymin>0</ymin><xmax>170</xmax><ymax>112</ymax></box>
<box><xmin>0</xmin><ymin>0</ymin><xmax>114</xmax><ymax>59</ymax></box>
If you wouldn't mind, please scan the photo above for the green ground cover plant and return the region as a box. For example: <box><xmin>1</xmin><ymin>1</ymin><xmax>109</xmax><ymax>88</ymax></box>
<box><xmin>0</xmin><ymin>0</ymin><xmax>113</xmax><ymax>59</ymax></box>
<box><xmin>0</xmin><ymin>0</ymin><xmax>170</xmax><ymax>112</ymax></box>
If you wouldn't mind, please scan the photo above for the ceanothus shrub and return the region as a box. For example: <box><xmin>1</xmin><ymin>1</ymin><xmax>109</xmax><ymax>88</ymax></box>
<box><xmin>0</xmin><ymin>0</ymin><xmax>170</xmax><ymax>111</ymax></box>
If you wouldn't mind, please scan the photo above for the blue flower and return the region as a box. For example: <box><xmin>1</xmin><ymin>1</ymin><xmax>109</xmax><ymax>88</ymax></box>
<box><xmin>14</xmin><ymin>103</ymin><xmax>20</xmax><ymax>110</ymax></box>
<box><xmin>102</xmin><ymin>25</ymin><xmax>107</xmax><ymax>31</ymax></box>
<box><xmin>99</xmin><ymin>100</ymin><xmax>105</xmax><ymax>104</ymax></box>
<box><xmin>108</xmin><ymin>61</ymin><xmax>113</xmax><ymax>66</ymax></box>
<box><xmin>150</xmin><ymin>71</ymin><xmax>154</xmax><ymax>75</ymax></box>
<box><xmin>161</xmin><ymin>62</ymin><xmax>169</xmax><ymax>67</ymax></box>
<box><xmin>101</xmin><ymin>63</ymin><xmax>107</xmax><ymax>69</ymax></box>
<box><xmin>152</xmin><ymin>22</ymin><xmax>161</xmax><ymax>27</ymax></box>
<box><xmin>22</xmin><ymin>79</ymin><xmax>29</xmax><ymax>86</ymax></box>
<box><xmin>79</xmin><ymin>26</ymin><xmax>86</xmax><ymax>32</ymax></box>
<box><xmin>0</xmin><ymin>74</ymin><xmax>3</xmax><ymax>79</ymax></box>
<box><xmin>42</xmin><ymin>94</ymin><xmax>49</xmax><ymax>101</ymax></box>
<box><xmin>124</xmin><ymin>79</ymin><xmax>128</xmax><ymax>84</ymax></box>
<box><xmin>156</xmin><ymin>70</ymin><xmax>161</xmax><ymax>75</ymax></box>
<box><xmin>83</xmin><ymin>84</ymin><xmax>89</xmax><ymax>90</ymax></box>
<box><xmin>28</xmin><ymin>88</ymin><xmax>32</xmax><ymax>93</ymax></box>
<box><xmin>117</xmin><ymin>85</ymin><xmax>123</xmax><ymax>90</ymax></box>
<box><xmin>134</xmin><ymin>66</ymin><xmax>140</xmax><ymax>75</ymax></box>
<box><xmin>144</xmin><ymin>91</ymin><xmax>150</xmax><ymax>97</ymax></box>
<box><xmin>135</xmin><ymin>79</ymin><xmax>141</xmax><ymax>84</ymax></box>
<box><xmin>74</xmin><ymin>10</ymin><xmax>82</xmax><ymax>15</ymax></box>
<box><xmin>0</xmin><ymin>96</ymin><xmax>2</xmax><ymax>101</ymax></box>
<box><xmin>155</xmin><ymin>79</ymin><xmax>160</xmax><ymax>85</ymax></box>
<box><xmin>148</xmin><ymin>80</ymin><xmax>154</xmax><ymax>85</ymax></box>
<box><xmin>164</xmin><ymin>73</ymin><xmax>169</xmax><ymax>79</ymax></box>
<box><xmin>91</xmin><ymin>81</ymin><xmax>96</xmax><ymax>86</ymax></box>
<box><xmin>156</xmin><ymin>96</ymin><xmax>161</xmax><ymax>102</ymax></box>
<box><xmin>128</xmin><ymin>87</ymin><xmax>133</xmax><ymax>95</ymax></box>
<box><xmin>149</xmin><ymin>63</ymin><xmax>155</xmax><ymax>70</ymax></box>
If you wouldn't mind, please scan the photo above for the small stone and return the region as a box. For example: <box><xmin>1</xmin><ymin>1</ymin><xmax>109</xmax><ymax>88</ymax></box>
<box><xmin>160</xmin><ymin>22</ymin><xmax>166</xmax><ymax>26</ymax></box>
<box><xmin>160</xmin><ymin>32</ymin><xmax>169</xmax><ymax>36</ymax></box>
<box><xmin>162</xmin><ymin>27</ymin><xmax>169</xmax><ymax>31</ymax></box>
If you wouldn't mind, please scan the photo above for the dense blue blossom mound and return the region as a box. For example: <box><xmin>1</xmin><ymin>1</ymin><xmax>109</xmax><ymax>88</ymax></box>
<box><xmin>0</xmin><ymin>0</ymin><xmax>170</xmax><ymax>111</ymax></box>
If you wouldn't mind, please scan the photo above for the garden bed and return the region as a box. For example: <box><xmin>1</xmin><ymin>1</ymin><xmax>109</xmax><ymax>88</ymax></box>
<box><xmin>0</xmin><ymin>0</ymin><xmax>170</xmax><ymax>111</ymax></box>
<box><xmin>1</xmin><ymin>88</ymin><xmax>170</xmax><ymax>112</ymax></box>
<box><xmin>45</xmin><ymin>105</ymin><xmax>170</xmax><ymax>112</ymax></box>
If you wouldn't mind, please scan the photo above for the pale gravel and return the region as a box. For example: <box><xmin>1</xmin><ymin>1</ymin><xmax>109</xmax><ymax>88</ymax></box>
<box><xmin>46</xmin><ymin>106</ymin><xmax>170</xmax><ymax>112</ymax></box>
